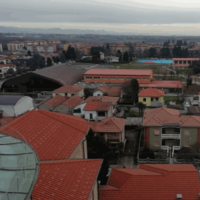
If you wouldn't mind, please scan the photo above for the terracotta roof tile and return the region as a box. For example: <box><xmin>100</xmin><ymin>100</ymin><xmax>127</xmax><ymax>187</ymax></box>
<box><xmin>84</xmin><ymin>101</ymin><xmax>112</xmax><ymax>111</ymax></box>
<box><xmin>90</xmin><ymin>117</ymin><xmax>126</xmax><ymax>133</ymax></box>
<box><xmin>33</xmin><ymin>159</ymin><xmax>102</xmax><ymax>200</ymax></box>
<box><xmin>44</xmin><ymin>95</ymin><xmax>66</xmax><ymax>108</ymax></box>
<box><xmin>0</xmin><ymin>110</ymin><xmax>89</xmax><ymax>160</ymax></box>
<box><xmin>100</xmin><ymin>164</ymin><xmax>200</xmax><ymax>200</ymax></box>
<box><xmin>138</xmin><ymin>88</ymin><xmax>164</xmax><ymax>97</ymax></box>
<box><xmin>143</xmin><ymin>107</ymin><xmax>200</xmax><ymax>127</ymax></box>
<box><xmin>53</xmin><ymin>85</ymin><xmax>83</xmax><ymax>93</ymax></box>
<box><xmin>82</xmin><ymin>96</ymin><xmax>119</xmax><ymax>106</ymax></box>
<box><xmin>62</xmin><ymin>96</ymin><xmax>83</xmax><ymax>108</ymax></box>
<box><xmin>140</xmin><ymin>80</ymin><xmax>182</xmax><ymax>88</ymax></box>
<box><xmin>97</xmin><ymin>86</ymin><xmax>122</xmax><ymax>97</ymax></box>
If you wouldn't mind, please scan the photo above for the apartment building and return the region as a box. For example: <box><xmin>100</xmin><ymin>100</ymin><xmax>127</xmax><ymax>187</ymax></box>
<box><xmin>110</xmin><ymin>44</ymin><xmax>129</xmax><ymax>55</ymax></box>
<box><xmin>173</xmin><ymin>58</ymin><xmax>200</xmax><ymax>69</ymax></box>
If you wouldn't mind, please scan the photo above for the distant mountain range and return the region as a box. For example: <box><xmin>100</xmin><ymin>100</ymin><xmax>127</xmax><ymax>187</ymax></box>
<box><xmin>0</xmin><ymin>26</ymin><xmax>132</xmax><ymax>35</ymax></box>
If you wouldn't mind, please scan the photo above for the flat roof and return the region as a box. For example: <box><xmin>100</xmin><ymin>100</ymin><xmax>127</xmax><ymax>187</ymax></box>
<box><xmin>84</xmin><ymin>69</ymin><xmax>152</xmax><ymax>76</ymax></box>
<box><xmin>140</xmin><ymin>80</ymin><xmax>182</xmax><ymax>88</ymax></box>
<box><xmin>0</xmin><ymin>133</ymin><xmax>39</xmax><ymax>200</ymax></box>
<box><xmin>173</xmin><ymin>58</ymin><xmax>200</xmax><ymax>61</ymax></box>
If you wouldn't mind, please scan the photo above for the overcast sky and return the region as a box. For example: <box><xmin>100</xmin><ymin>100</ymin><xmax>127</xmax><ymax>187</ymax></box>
<box><xmin>1</xmin><ymin>0</ymin><xmax>200</xmax><ymax>35</ymax></box>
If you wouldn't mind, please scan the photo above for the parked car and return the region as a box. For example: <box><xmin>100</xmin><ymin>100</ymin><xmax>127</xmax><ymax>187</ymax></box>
<box><xmin>184</xmin><ymin>101</ymin><xmax>191</xmax><ymax>107</ymax></box>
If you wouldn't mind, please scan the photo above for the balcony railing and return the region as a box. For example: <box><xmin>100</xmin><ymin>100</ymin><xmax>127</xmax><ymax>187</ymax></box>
<box><xmin>161</xmin><ymin>134</ymin><xmax>180</xmax><ymax>139</ymax></box>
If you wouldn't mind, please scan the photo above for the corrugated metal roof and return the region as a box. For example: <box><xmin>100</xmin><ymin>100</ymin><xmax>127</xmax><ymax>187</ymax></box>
<box><xmin>33</xmin><ymin>65</ymin><xmax>85</xmax><ymax>85</ymax></box>
<box><xmin>0</xmin><ymin>95</ymin><xmax>23</xmax><ymax>105</ymax></box>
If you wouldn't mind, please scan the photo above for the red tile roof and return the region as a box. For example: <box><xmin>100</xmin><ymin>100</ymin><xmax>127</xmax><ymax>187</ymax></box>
<box><xmin>0</xmin><ymin>110</ymin><xmax>89</xmax><ymax>160</ymax></box>
<box><xmin>139</xmin><ymin>88</ymin><xmax>164</xmax><ymax>97</ymax></box>
<box><xmin>90</xmin><ymin>117</ymin><xmax>126</xmax><ymax>133</ymax></box>
<box><xmin>53</xmin><ymin>85</ymin><xmax>83</xmax><ymax>93</ymax></box>
<box><xmin>97</xmin><ymin>86</ymin><xmax>122</xmax><ymax>97</ymax></box>
<box><xmin>62</xmin><ymin>95</ymin><xmax>83</xmax><ymax>108</ymax></box>
<box><xmin>143</xmin><ymin>107</ymin><xmax>200</xmax><ymax>127</ymax></box>
<box><xmin>84</xmin><ymin>101</ymin><xmax>112</xmax><ymax>111</ymax></box>
<box><xmin>140</xmin><ymin>80</ymin><xmax>182</xmax><ymax>88</ymax></box>
<box><xmin>33</xmin><ymin>159</ymin><xmax>102</xmax><ymax>200</ymax></box>
<box><xmin>100</xmin><ymin>164</ymin><xmax>200</xmax><ymax>200</ymax></box>
<box><xmin>44</xmin><ymin>95</ymin><xmax>66</xmax><ymax>108</ymax></box>
<box><xmin>173</xmin><ymin>58</ymin><xmax>200</xmax><ymax>61</ymax></box>
<box><xmin>82</xmin><ymin>96</ymin><xmax>119</xmax><ymax>105</ymax></box>
<box><xmin>0</xmin><ymin>117</ymin><xmax>16</xmax><ymax>126</ymax></box>
<box><xmin>85</xmin><ymin>69</ymin><xmax>152</xmax><ymax>76</ymax></box>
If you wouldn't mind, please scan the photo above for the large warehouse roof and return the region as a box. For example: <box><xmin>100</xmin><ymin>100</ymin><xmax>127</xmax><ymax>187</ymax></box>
<box><xmin>33</xmin><ymin>64</ymin><xmax>85</xmax><ymax>85</ymax></box>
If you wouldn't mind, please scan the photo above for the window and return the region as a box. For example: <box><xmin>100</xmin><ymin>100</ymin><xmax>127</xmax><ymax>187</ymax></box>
<box><xmin>118</xmin><ymin>77</ymin><xmax>124</xmax><ymax>80</ymax></box>
<box><xmin>184</xmin><ymin>141</ymin><xmax>190</xmax><ymax>147</ymax></box>
<box><xmin>154</xmin><ymin>141</ymin><xmax>160</xmax><ymax>146</ymax></box>
<box><xmin>86</xmin><ymin>77</ymin><xmax>92</xmax><ymax>79</ymax></box>
<box><xmin>183</xmin><ymin>61</ymin><xmax>186</xmax><ymax>64</ymax></box>
<box><xmin>175</xmin><ymin>61</ymin><xmax>178</xmax><ymax>64</ymax></box>
<box><xmin>65</xmin><ymin>93</ymin><xmax>68</xmax><ymax>96</ymax></box>
<box><xmin>143</xmin><ymin>98</ymin><xmax>146</xmax><ymax>102</ymax></box>
<box><xmin>136</xmin><ymin>78</ymin><xmax>141</xmax><ymax>80</ymax></box>
<box><xmin>155</xmin><ymin>98</ymin><xmax>159</xmax><ymax>101</ymax></box>
<box><xmin>102</xmin><ymin>77</ymin><xmax>108</xmax><ymax>80</ymax></box>
<box><xmin>143</xmin><ymin>78</ymin><xmax>149</xmax><ymax>80</ymax></box>
<box><xmin>185</xmin><ymin>130</ymin><xmax>190</xmax><ymax>135</ymax></box>
<box><xmin>73</xmin><ymin>108</ymin><xmax>81</xmax><ymax>113</ymax></box>
<box><xmin>188</xmin><ymin>61</ymin><xmax>191</xmax><ymax>64</ymax></box>
<box><xmin>98</xmin><ymin>112</ymin><xmax>106</xmax><ymax>117</ymax></box>
<box><xmin>162</xmin><ymin>128</ymin><xmax>166</xmax><ymax>134</ymax></box>
<box><xmin>110</xmin><ymin>77</ymin><xmax>116</xmax><ymax>80</ymax></box>
<box><xmin>154</xmin><ymin>129</ymin><xmax>160</xmax><ymax>135</ymax></box>
<box><xmin>94</xmin><ymin>77</ymin><xmax>100</xmax><ymax>79</ymax></box>
<box><xmin>126</xmin><ymin>77</ymin><xmax>132</xmax><ymax>80</ymax></box>
<box><xmin>100</xmin><ymin>133</ymin><xmax>104</xmax><ymax>137</ymax></box>
<box><xmin>110</xmin><ymin>133</ymin><xmax>116</xmax><ymax>136</ymax></box>
<box><xmin>174</xmin><ymin>128</ymin><xmax>180</xmax><ymax>133</ymax></box>
<box><xmin>151</xmin><ymin>98</ymin><xmax>154</xmax><ymax>101</ymax></box>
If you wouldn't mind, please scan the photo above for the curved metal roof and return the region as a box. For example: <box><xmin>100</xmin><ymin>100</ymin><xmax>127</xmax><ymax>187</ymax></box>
<box><xmin>33</xmin><ymin>64</ymin><xmax>85</xmax><ymax>85</ymax></box>
<box><xmin>0</xmin><ymin>133</ymin><xmax>39</xmax><ymax>200</ymax></box>
<box><xmin>0</xmin><ymin>95</ymin><xmax>23</xmax><ymax>106</ymax></box>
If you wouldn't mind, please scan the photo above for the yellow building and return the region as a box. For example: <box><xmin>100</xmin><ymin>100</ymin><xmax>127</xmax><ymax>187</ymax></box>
<box><xmin>138</xmin><ymin>88</ymin><xmax>164</xmax><ymax>107</ymax></box>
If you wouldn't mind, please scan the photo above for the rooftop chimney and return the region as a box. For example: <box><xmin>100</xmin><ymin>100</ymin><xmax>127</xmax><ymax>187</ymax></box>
<box><xmin>177</xmin><ymin>194</ymin><xmax>182</xmax><ymax>199</ymax></box>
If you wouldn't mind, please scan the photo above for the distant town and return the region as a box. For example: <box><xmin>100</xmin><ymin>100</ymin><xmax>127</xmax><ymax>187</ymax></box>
<box><xmin>1</xmin><ymin>32</ymin><xmax>200</xmax><ymax>200</ymax></box>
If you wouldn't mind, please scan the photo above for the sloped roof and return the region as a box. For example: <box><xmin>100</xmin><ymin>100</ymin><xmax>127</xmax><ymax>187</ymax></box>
<box><xmin>33</xmin><ymin>159</ymin><xmax>102</xmax><ymax>200</ymax></box>
<box><xmin>96</xmin><ymin>86</ymin><xmax>122</xmax><ymax>97</ymax></box>
<box><xmin>82</xmin><ymin>96</ymin><xmax>119</xmax><ymax>106</ymax></box>
<box><xmin>44</xmin><ymin>95</ymin><xmax>66</xmax><ymax>108</ymax></box>
<box><xmin>62</xmin><ymin>96</ymin><xmax>83</xmax><ymax>109</ymax></box>
<box><xmin>90</xmin><ymin>117</ymin><xmax>126</xmax><ymax>133</ymax></box>
<box><xmin>143</xmin><ymin>107</ymin><xmax>200</xmax><ymax>127</ymax></box>
<box><xmin>140</xmin><ymin>80</ymin><xmax>182</xmax><ymax>88</ymax></box>
<box><xmin>84</xmin><ymin>101</ymin><xmax>112</xmax><ymax>111</ymax></box>
<box><xmin>100</xmin><ymin>164</ymin><xmax>200</xmax><ymax>200</ymax></box>
<box><xmin>53</xmin><ymin>85</ymin><xmax>83</xmax><ymax>93</ymax></box>
<box><xmin>0</xmin><ymin>110</ymin><xmax>89</xmax><ymax>161</ymax></box>
<box><xmin>33</xmin><ymin>65</ymin><xmax>85</xmax><ymax>85</ymax></box>
<box><xmin>85</xmin><ymin>69</ymin><xmax>152</xmax><ymax>76</ymax></box>
<box><xmin>139</xmin><ymin>88</ymin><xmax>164</xmax><ymax>97</ymax></box>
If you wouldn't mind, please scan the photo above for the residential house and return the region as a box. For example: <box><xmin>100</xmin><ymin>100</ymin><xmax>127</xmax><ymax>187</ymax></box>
<box><xmin>38</xmin><ymin>95</ymin><xmax>66</xmax><ymax>111</ymax></box>
<box><xmin>52</xmin><ymin>85</ymin><xmax>84</xmax><ymax>98</ymax></box>
<box><xmin>32</xmin><ymin>159</ymin><xmax>102</xmax><ymax>200</ymax></box>
<box><xmin>84</xmin><ymin>101</ymin><xmax>113</xmax><ymax>121</ymax></box>
<box><xmin>54</xmin><ymin>95</ymin><xmax>83</xmax><ymax>115</ymax></box>
<box><xmin>90</xmin><ymin>117</ymin><xmax>126</xmax><ymax>148</ymax></box>
<box><xmin>100</xmin><ymin>164</ymin><xmax>200</xmax><ymax>200</ymax></box>
<box><xmin>143</xmin><ymin>107</ymin><xmax>200</xmax><ymax>157</ymax></box>
<box><xmin>138</xmin><ymin>88</ymin><xmax>164</xmax><ymax>107</ymax></box>
<box><xmin>105</xmin><ymin>56</ymin><xmax>119</xmax><ymax>63</ymax></box>
<box><xmin>1</xmin><ymin>110</ymin><xmax>89</xmax><ymax>160</ymax></box>
<box><xmin>93</xmin><ymin>86</ymin><xmax>122</xmax><ymax>97</ymax></box>
<box><xmin>73</xmin><ymin>96</ymin><xmax>119</xmax><ymax>118</ymax></box>
<box><xmin>0</xmin><ymin>64</ymin><xmax>17</xmax><ymax>78</ymax></box>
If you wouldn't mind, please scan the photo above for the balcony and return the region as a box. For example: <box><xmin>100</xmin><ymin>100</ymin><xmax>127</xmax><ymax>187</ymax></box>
<box><xmin>161</xmin><ymin>134</ymin><xmax>180</xmax><ymax>139</ymax></box>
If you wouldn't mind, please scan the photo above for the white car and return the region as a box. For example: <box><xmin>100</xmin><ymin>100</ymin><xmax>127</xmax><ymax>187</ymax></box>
<box><xmin>184</xmin><ymin>101</ymin><xmax>191</xmax><ymax>107</ymax></box>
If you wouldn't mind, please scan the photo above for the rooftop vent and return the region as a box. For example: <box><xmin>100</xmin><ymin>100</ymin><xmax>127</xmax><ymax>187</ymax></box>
<box><xmin>177</xmin><ymin>194</ymin><xmax>182</xmax><ymax>199</ymax></box>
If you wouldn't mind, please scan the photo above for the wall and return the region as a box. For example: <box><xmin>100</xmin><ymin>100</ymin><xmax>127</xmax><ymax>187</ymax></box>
<box><xmin>149</xmin><ymin>127</ymin><xmax>161</xmax><ymax>150</ymax></box>
<box><xmin>93</xmin><ymin>90</ymin><xmax>104</xmax><ymax>96</ymax></box>
<box><xmin>84</xmin><ymin>75</ymin><xmax>152</xmax><ymax>84</ymax></box>
<box><xmin>54</xmin><ymin>104</ymin><xmax>72</xmax><ymax>115</ymax></box>
<box><xmin>0</xmin><ymin>105</ymin><xmax>14</xmax><ymax>117</ymax></box>
<box><xmin>70</xmin><ymin>139</ymin><xmax>87</xmax><ymax>159</ymax></box>
<box><xmin>15</xmin><ymin>96</ymin><xmax>34</xmax><ymax>116</ymax></box>
<box><xmin>180</xmin><ymin>127</ymin><xmax>197</xmax><ymax>148</ymax></box>
<box><xmin>85</xmin><ymin>111</ymin><xmax>97</xmax><ymax>121</ymax></box>
<box><xmin>89</xmin><ymin>181</ymin><xmax>99</xmax><ymax>200</ymax></box>
<box><xmin>73</xmin><ymin>103</ymin><xmax>86</xmax><ymax>117</ymax></box>
<box><xmin>77</xmin><ymin>89</ymin><xmax>84</xmax><ymax>97</ymax></box>
<box><xmin>38</xmin><ymin>104</ymin><xmax>53</xmax><ymax>111</ymax></box>
<box><xmin>139</xmin><ymin>96</ymin><xmax>163</xmax><ymax>107</ymax></box>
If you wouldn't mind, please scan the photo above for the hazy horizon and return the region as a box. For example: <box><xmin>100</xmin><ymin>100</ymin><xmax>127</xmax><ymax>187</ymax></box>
<box><xmin>1</xmin><ymin>0</ymin><xmax>200</xmax><ymax>35</ymax></box>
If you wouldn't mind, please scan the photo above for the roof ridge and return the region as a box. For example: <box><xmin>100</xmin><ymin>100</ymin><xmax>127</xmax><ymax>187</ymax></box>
<box><xmin>152</xmin><ymin>116</ymin><xmax>163</xmax><ymax>125</ymax></box>
<box><xmin>38</xmin><ymin>110</ymin><xmax>87</xmax><ymax>134</ymax></box>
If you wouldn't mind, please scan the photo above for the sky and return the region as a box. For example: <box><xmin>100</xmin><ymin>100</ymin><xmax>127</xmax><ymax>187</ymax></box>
<box><xmin>1</xmin><ymin>0</ymin><xmax>200</xmax><ymax>35</ymax></box>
